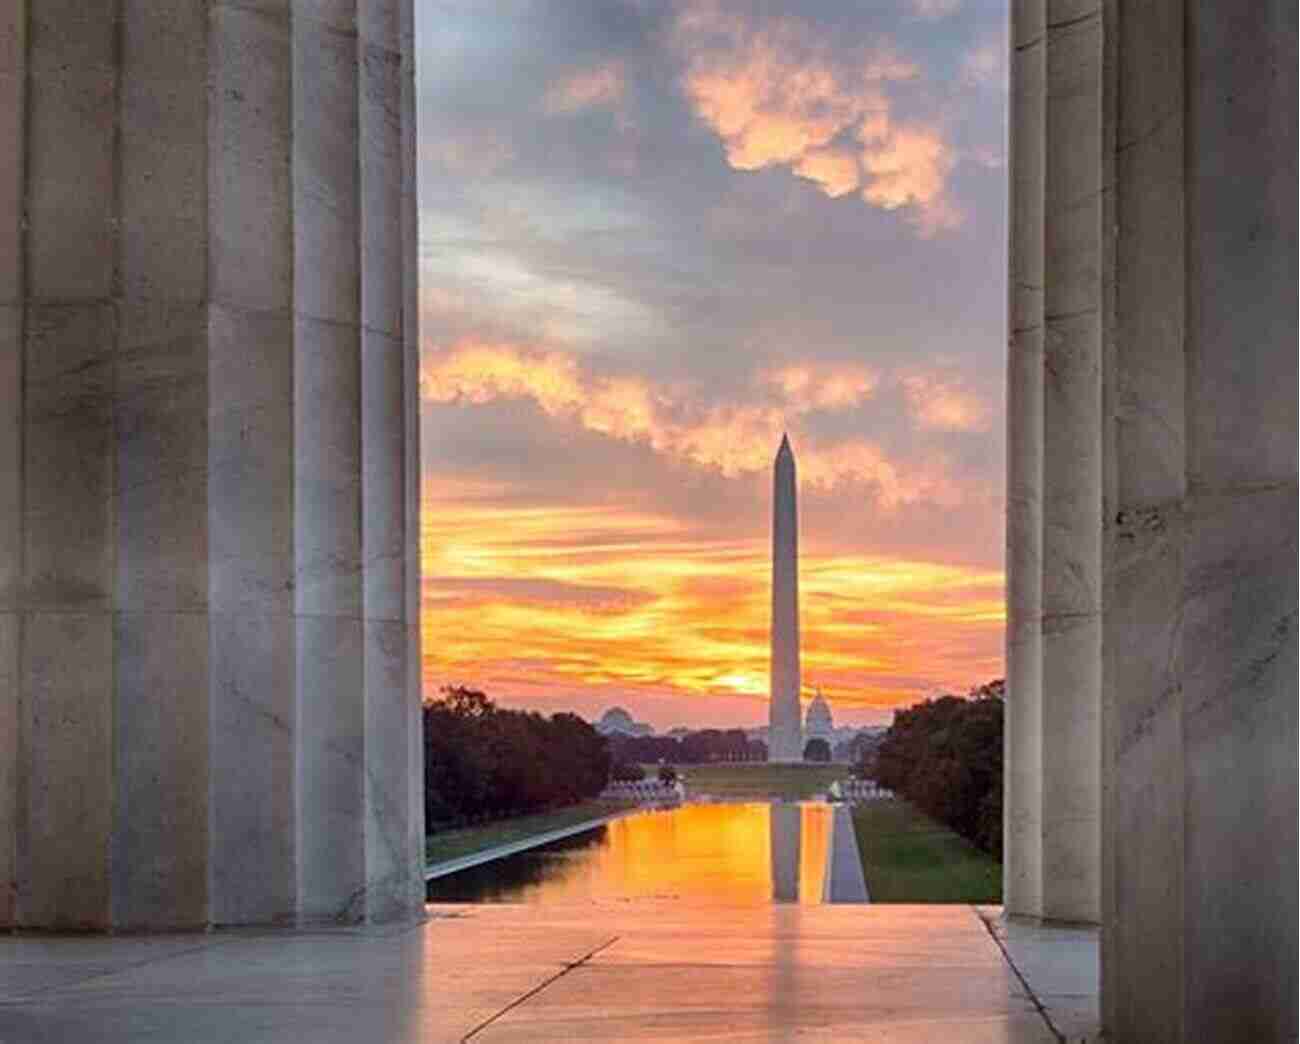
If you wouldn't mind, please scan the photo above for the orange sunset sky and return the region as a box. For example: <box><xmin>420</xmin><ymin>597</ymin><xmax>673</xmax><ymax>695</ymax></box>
<box><xmin>417</xmin><ymin>0</ymin><xmax>1009</xmax><ymax>728</ymax></box>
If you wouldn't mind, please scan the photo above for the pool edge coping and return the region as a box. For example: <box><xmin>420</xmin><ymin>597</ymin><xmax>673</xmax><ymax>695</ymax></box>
<box><xmin>425</xmin><ymin>809</ymin><xmax>643</xmax><ymax>881</ymax></box>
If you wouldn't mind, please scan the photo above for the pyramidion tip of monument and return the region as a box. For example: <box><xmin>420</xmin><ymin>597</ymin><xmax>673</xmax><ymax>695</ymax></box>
<box><xmin>778</xmin><ymin>431</ymin><xmax>791</xmax><ymax>454</ymax></box>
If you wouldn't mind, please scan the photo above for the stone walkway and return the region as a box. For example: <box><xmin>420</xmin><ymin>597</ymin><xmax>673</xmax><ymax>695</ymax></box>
<box><xmin>0</xmin><ymin>903</ymin><xmax>1097</xmax><ymax>1042</ymax></box>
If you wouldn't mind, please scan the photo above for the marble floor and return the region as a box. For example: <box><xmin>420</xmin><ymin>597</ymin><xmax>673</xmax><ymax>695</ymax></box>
<box><xmin>0</xmin><ymin>903</ymin><xmax>1098</xmax><ymax>1042</ymax></box>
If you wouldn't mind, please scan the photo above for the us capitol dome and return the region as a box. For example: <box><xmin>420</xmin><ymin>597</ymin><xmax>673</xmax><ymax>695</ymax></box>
<box><xmin>804</xmin><ymin>688</ymin><xmax>834</xmax><ymax>743</ymax></box>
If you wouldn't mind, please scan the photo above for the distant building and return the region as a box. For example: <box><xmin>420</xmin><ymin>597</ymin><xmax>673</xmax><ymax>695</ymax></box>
<box><xmin>595</xmin><ymin>706</ymin><xmax>654</xmax><ymax>737</ymax></box>
<box><xmin>804</xmin><ymin>688</ymin><xmax>834</xmax><ymax>744</ymax></box>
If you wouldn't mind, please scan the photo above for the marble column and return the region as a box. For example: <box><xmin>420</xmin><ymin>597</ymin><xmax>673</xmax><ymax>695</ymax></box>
<box><xmin>1003</xmin><ymin>0</ymin><xmax>1045</xmax><ymax>920</ymax></box>
<box><xmin>1040</xmin><ymin>0</ymin><xmax>1103</xmax><ymax>926</ymax></box>
<box><xmin>1103</xmin><ymin>2</ymin><xmax>1297</xmax><ymax>1038</ymax></box>
<box><xmin>1101</xmin><ymin>1</ymin><xmax>1187</xmax><ymax>1034</ymax></box>
<box><xmin>1010</xmin><ymin>1</ymin><xmax>1298</xmax><ymax>1039</ymax></box>
<box><xmin>1005</xmin><ymin>0</ymin><xmax>1104</xmax><ymax>926</ymax></box>
<box><xmin>1178</xmin><ymin>5</ymin><xmax>1296</xmax><ymax>1034</ymax></box>
<box><xmin>0</xmin><ymin>0</ymin><xmax>23</xmax><ymax>928</ymax></box>
<box><xmin>0</xmin><ymin>0</ymin><xmax>424</xmax><ymax>930</ymax></box>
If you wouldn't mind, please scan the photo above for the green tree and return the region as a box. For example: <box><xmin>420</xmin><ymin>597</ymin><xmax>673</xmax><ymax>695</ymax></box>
<box><xmin>873</xmin><ymin>680</ymin><xmax>1004</xmax><ymax>857</ymax></box>
<box><xmin>803</xmin><ymin>738</ymin><xmax>831</xmax><ymax>762</ymax></box>
<box><xmin>423</xmin><ymin>686</ymin><xmax>611</xmax><ymax>830</ymax></box>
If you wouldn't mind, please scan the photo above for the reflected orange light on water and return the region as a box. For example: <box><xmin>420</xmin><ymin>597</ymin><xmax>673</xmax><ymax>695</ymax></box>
<box><xmin>432</xmin><ymin>803</ymin><xmax>840</xmax><ymax>905</ymax></box>
<box><xmin>798</xmin><ymin>804</ymin><xmax>831</xmax><ymax>904</ymax></box>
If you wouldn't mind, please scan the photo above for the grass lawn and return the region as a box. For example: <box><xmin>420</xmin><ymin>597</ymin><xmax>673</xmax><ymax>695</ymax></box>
<box><xmin>851</xmin><ymin>798</ymin><xmax>1001</xmax><ymax>903</ymax></box>
<box><xmin>663</xmin><ymin>761</ymin><xmax>851</xmax><ymax>802</ymax></box>
<box><xmin>425</xmin><ymin>799</ymin><xmax>635</xmax><ymax>865</ymax></box>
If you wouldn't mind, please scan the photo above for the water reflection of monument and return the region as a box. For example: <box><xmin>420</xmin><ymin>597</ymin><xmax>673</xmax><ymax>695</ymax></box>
<box><xmin>768</xmin><ymin>802</ymin><xmax>866</xmax><ymax>904</ymax></box>
<box><xmin>768</xmin><ymin>803</ymin><xmax>836</xmax><ymax>903</ymax></box>
<box><xmin>769</xmin><ymin>804</ymin><xmax>801</xmax><ymax>902</ymax></box>
<box><xmin>428</xmin><ymin>803</ymin><xmax>867</xmax><ymax>905</ymax></box>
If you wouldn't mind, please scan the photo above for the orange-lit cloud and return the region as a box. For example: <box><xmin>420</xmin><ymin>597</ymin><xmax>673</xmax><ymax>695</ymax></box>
<box><xmin>793</xmin><ymin>146</ymin><xmax>861</xmax><ymax>198</ymax></box>
<box><xmin>421</xmin><ymin>477</ymin><xmax>1003</xmax><ymax>721</ymax></box>
<box><xmin>900</xmin><ymin>372</ymin><xmax>991</xmax><ymax>432</ymax></box>
<box><xmin>858</xmin><ymin>123</ymin><xmax>961</xmax><ymax>236</ymax></box>
<box><xmin>543</xmin><ymin>61</ymin><xmax>627</xmax><ymax>115</ymax></box>
<box><xmin>421</xmin><ymin>338</ymin><xmax>965</xmax><ymax>506</ymax></box>
<box><xmin>762</xmin><ymin>364</ymin><xmax>878</xmax><ymax>409</ymax></box>
<box><xmin>672</xmin><ymin>4</ymin><xmax>961</xmax><ymax>234</ymax></box>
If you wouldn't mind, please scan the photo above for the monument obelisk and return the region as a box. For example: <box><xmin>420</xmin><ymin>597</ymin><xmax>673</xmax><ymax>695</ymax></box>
<box><xmin>768</xmin><ymin>433</ymin><xmax>803</xmax><ymax>761</ymax></box>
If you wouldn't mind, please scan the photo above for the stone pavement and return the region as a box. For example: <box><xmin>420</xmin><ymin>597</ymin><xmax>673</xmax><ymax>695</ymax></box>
<box><xmin>0</xmin><ymin>904</ymin><xmax>1098</xmax><ymax>1042</ymax></box>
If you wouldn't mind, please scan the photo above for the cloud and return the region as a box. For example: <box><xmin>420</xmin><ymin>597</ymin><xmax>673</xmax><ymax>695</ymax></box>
<box><xmin>426</xmin><ymin>575</ymin><xmax>655</xmax><ymax>613</ymax></box>
<box><xmin>670</xmin><ymin>4</ymin><xmax>961</xmax><ymax>233</ymax></box>
<box><xmin>763</xmin><ymin>364</ymin><xmax>878</xmax><ymax>410</ymax></box>
<box><xmin>961</xmin><ymin>36</ymin><xmax>1007</xmax><ymax>90</ymax></box>
<box><xmin>793</xmin><ymin>145</ymin><xmax>861</xmax><ymax>198</ymax></box>
<box><xmin>900</xmin><ymin>372</ymin><xmax>991</xmax><ymax>432</ymax></box>
<box><xmin>420</xmin><ymin>482</ymin><xmax>1003</xmax><ymax>717</ymax></box>
<box><xmin>910</xmin><ymin>0</ymin><xmax>961</xmax><ymax>20</ymax></box>
<box><xmin>421</xmin><ymin>338</ymin><xmax>963</xmax><ymax>507</ymax></box>
<box><xmin>543</xmin><ymin>61</ymin><xmax>627</xmax><ymax>115</ymax></box>
<box><xmin>858</xmin><ymin>122</ymin><xmax>961</xmax><ymax>236</ymax></box>
<box><xmin>425</xmin><ymin>130</ymin><xmax>516</xmax><ymax>176</ymax></box>
<box><xmin>967</xmin><ymin>143</ymin><xmax>1004</xmax><ymax>170</ymax></box>
<box><xmin>421</xmin><ymin>340</ymin><xmax>586</xmax><ymax>415</ymax></box>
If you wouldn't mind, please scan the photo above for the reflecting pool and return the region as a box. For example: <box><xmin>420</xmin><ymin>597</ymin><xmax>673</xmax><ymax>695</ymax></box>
<box><xmin>427</xmin><ymin>801</ymin><xmax>851</xmax><ymax>905</ymax></box>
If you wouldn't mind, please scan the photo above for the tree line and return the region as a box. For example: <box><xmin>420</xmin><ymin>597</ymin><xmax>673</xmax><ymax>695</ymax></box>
<box><xmin>867</xmin><ymin>680</ymin><xmax>1004</xmax><ymax>856</ymax></box>
<box><xmin>607</xmin><ymin>729</ymin><xmax>767</xmax><ymax>771</ymax></box>
<box><xmin>424</xmin><ymin>686</ymin><xmax>610</xmax><ymax>831</ymax></box>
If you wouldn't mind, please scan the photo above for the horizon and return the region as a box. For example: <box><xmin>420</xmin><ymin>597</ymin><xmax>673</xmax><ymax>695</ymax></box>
<box><xmin>417</xmin><ymin>1</ymin><xmax>1008</xmax><ymax>730</ymax></box>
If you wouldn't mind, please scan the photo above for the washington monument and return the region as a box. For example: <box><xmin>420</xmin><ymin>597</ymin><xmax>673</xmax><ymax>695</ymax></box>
<box><xmin>768</xmin><ymin>433</ymin><xmax>803</xmax><ymax>761</ymax></box>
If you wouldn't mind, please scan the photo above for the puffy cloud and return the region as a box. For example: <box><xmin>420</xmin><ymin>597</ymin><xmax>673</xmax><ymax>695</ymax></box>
<box><xmin>793</xmin><ymin>145</ymin><xmax>862</xmax><ymax>198</ymax></box>
<box><xmin>543</xmin><ymin>61</ymin><xmax>627</xmax><ymax>115</ymax></box>
<box><xmin>421</xmin><ymin>340</ymin><xmax>585</xmax><ymax>415</ymax></box>
<box><xmin>900</xmin><ymin>372</ymin><xmax>991</xmax><ymax>432</ymax></box>
<box><xmin>763</xmin><ymin>364</ymin><xmax>878</xmax><ymax>409</ymax></box>
<box><xmin>671</xmin><ymin>3</ymin><xmax>961</xmax><ymax>233</ymax></box>
<box><xmin>858</xmin><ymin>122</ymin><xmax>961</xmax><ymax>236</ymax></box>
<box><xmin>674</xmin><ymin>6</ymin><xmax>911</xmax><ymax>169</ymax></box>
<box><xmin>422</xmin><ymin>338</ymin><xmax>964</xmax><ymax>506</ymax></box>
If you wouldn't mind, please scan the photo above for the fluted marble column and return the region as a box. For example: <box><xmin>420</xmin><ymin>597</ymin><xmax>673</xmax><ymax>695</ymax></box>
<box><xmin>0</xmin><ymin>0</ymin><xmax>423</xmax><ymax>930</ymax></box>
<box><xmin>1040</xmin><ymin>0</ymin><xmax>1103</xmax><ymax>926</ymax></box>
<box><xmin>1178</xmin><ymin>5</ymin><xmax>1296</xmax><ymax>1035</ymax></box>
<box><xmin>0</xmin><ymin>0</ymin><xmax>24</xmax><ymax>928</ymax></box>
<box><xmin>1003</xmin><ymin>0</ymin><xmax>1045</xmax><ymax>920</ymax></box>
<box><xmin>1101</xmin><ymin>1</ymin><xmax>1187</xmax><ymax>1034</ymax></box>
<box><xmin>1010</xmin><ymin>1</ymin><xmax>1297</xmax><ymax>1039</ymax></box>
<box><xmin>1102</xmin><ymin>2</ymin><xmax>1298</xmax><ymax>1039</ymax></box>
<box><xmin>1005</xmin><ymin>0</ymin><xmax>1104</xmax><ymax>926</ymax></box>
